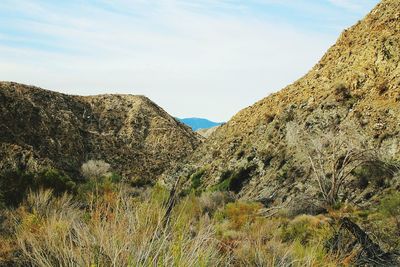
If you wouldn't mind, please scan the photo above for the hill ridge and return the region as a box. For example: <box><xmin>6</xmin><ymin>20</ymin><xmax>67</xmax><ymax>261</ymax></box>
<box><xmin>0</xmin><ymin>81</ymin><xmax>201</xmax><ymax>183</ymax></box>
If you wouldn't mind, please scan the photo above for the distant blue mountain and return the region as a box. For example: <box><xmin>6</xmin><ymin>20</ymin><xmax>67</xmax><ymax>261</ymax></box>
<box><xmin>178</xmin><ymin>118</ymin><xmax>224</xmax><ymax>131</ymax></box>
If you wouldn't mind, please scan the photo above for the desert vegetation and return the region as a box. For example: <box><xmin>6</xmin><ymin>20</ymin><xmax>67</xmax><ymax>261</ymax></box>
<box><xmin>1</xmin><ymin>155</ymin><xmax>399</xmax><ymax>266</ymax></box>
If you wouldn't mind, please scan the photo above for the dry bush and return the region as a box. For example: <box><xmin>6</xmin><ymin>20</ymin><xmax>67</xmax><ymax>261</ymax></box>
<box><xmin>198</xmin><ymin>191</ymin><xmax>234</xmax><ymax>215</ymax></box>
<box><xmin>81</xmin><ymin>160</ymin><xmax>110</xmax><ymax>180</ymax></box>
<box><xmin>286</xmin><ymin>121</ymin><xmax>376</xmax><ymax>207</ymax></box>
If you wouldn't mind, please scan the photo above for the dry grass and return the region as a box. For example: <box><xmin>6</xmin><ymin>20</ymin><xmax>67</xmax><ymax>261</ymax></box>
<box><xmin>13</xmin><ymin>188</ymin><xmax>225</xmax><ymax>266</ymax></box>
<box><xmin>4</xmin><ymin>185</ymin><xmax>395</xmax><ymax>266</ymax></box>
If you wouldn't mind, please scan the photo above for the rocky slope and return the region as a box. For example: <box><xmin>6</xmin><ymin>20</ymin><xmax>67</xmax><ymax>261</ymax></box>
<box><xmin>196</xmin><ymin>126</ymin><xmax>220</xmax><ymax>138</ymax></box>
<box><xmin>162</xmin><ymin>0</ymin><xmax>400</xmax><ymax>211</ymax></box>
<box><xmin>0</xmin><ymin>82</ymin><xmax>201</xmax><ymax>183</ymax></box>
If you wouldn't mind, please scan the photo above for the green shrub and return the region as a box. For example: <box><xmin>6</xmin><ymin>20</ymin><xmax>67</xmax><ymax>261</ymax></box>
<box><xmin>211</xmin><ymin>166</ymin><xmax>255</xmax><ymax>193</ymax></box>
<box><xmin>280</xmin><ymin>215</ymin><xmax>331</xmax><ymax>245</ymax></box>
<box><xmin>76</xmin><ymin>173</ymin><xmax>124</xmax><ymax>203</ymax></box>
<box><xmin>379</xmin><ymin>192</ymin><xmax>400</xmax><ymax>218</ymax></box>
<box><xmin>110</xmin><ymin>172</ymin><xmax>122</xmax><ymax>183</ymax></box>
<box><xmin>190</xmin><ymin>169</ymin><xmax>205</xmax><ymax>190</ymax></box>
<box><xmin>36</xmin><ymin>169</ymin><xmax>76</xmax><ymax>194</ymax></box>
<box><xmin>0</xmin><ymin>169</ymin><xmax>35</xmax><ymax>207</ymax></box>
<box><xmin>0</xmin><ymin>168</ymin><xmax>75</xmax><ymax>207</ymax></box>
<box><xmin>379</xmin><ymin>192</ymin><xmax>400</xmax><ymax>234</ymax></box>
<box><xmin>352</xmin><ymin>162</ymin><xmax>394</xmax><ymax>188</ymax></box>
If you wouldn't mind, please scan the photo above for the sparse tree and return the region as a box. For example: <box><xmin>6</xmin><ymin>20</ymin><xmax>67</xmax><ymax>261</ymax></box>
<box><xmin>286</xmin><ymin>121</ymin><xmax>376</xmax><ymax>207</ymax></box>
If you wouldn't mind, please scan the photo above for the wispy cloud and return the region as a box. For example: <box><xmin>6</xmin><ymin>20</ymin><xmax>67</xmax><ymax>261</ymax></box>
<box><xmin>0</xmin><ymin>0</ymin><xmax>379</xmax><ymax>121</ymax></box>
<box><xmin>328</xmin><ymin>0</ymin><xmax>366</xmax><ymax>11</ymax></box>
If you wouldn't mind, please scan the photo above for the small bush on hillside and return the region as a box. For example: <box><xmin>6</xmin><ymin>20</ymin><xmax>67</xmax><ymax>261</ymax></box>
<box><xmin>80</xmin><ymin>160</ymin><xmax>110</xmax><ymax>180</ymax></box>
<box><xmin>198</xmin><ymin>191</ymin><xmax>234</xmax><ymax>215</ymax></box>
<box><xmin>190</xmin><ymin>169</ymin><xmax>205</xmax><ymax>190</ymax></box>
<box><xmin>212</xmin><ymin>166</ymin><xmax>255</xmax><ymax>193</ymax></box>
<box><xmin>109</xmin><ymin>172</ymin><xmax>122</xmax><ymax>183</ymax></box>
<box><xmin>352</xmin><ymin>162</ymin><xmax>395</xmax><ymax>188</ymax></box>
<box><xmin>0</xmin><ymin>168</ymin><xmax>75</xmax><ymax>207</ymax></box>
<box><xmin>334</xmin><ymin>83</ymin><xmax>351</xmax><ymax>102</ymax></box>
<box><xmin>36</xmin><ymin>169</ymin><xmax>76</xmax><ymax>194</ymax></box>
<box><xmin>80</xmin><ymin>160</ymin><xmax>111</xmax><ymax>199</ymax></box>
<box><xmin>215</xmin><ymin>201</ymin><xmax>263</xmax><ymax>231</ymax></box>
<box><xmin>0</xmin><ymin>170</ymin><xmax>35</xmax><ymax>207</ymax></box>
<box><xmin>280</xmin><ymin>215</ymin><xmax>332</xmax><ymax>245</ymax></box>
<box><xmin>76</xmin><ymin>174</ymin><xmax>122</xmax><ymax>204</ymax></box>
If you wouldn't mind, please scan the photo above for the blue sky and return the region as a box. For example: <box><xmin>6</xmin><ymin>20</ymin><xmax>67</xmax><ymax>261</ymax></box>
<box><xmin>0</xmin><ymin>0</ymin><xmax>379</xmax><ymax>121</ymax></box>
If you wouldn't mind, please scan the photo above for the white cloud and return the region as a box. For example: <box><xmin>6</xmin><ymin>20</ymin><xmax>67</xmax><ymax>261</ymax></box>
<box><xmin>328</xmin><ymin>0</ymin><xmax>376</xmax><ymax>12</ymax></box>
<box><xmin>0</xmin><ymin>0</ymin><xmax>378</xmax><ymax>121</ymax></box>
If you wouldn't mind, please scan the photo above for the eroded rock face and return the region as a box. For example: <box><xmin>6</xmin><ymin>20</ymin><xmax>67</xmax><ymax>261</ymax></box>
<box><xmin>0</xmin><ymin>82</ymin><xmax>201</xmax><ymax>182</ymax></box>
<box><xmin>162</xmin><ymin>0</ymin><xmax>400</xmax><ymax>210</ymax></box>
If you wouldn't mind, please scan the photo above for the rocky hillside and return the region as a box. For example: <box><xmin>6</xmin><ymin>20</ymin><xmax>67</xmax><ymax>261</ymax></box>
<box><xmin>0</xmin><ymin>82</ymin><xmax>201</xmax><ymax>183</ymax></box>
<box><xmin>162</xmin><ymin>0</ymin><xmax>400</xmax><ymax>211</ymax></box>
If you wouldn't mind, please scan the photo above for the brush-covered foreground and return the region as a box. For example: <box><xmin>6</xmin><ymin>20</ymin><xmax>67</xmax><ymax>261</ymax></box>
<box><xmin>1</xmin><ymin>178</ymin><xmax>399</xmax><ymax>267</ymax></box>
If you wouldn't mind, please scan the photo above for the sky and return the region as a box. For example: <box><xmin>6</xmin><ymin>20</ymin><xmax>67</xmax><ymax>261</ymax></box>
<box><xmin>0</xmin><ymin>0</ymin><xmax>379</xmax><ymax>122</ymax></box>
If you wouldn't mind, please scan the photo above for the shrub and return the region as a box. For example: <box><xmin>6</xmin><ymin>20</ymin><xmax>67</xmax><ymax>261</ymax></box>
<box><xmin>75</xmin><ymin>173</ymin><xmax>122</xmax><ymax>204</ymax></box>
<box><xmin>377</xmin><ymin>82</ymin><xmax>388</xmax><ymax>95</ymax></box>
<box><xmin>212</xmin><ymin>166</ymin><xmax>255</xmax><ymax>193</ymax></box>
<box><xmin>190</xmin><ymin>169</ymin><xmax>205</xmax><ymax>190</ymax></box>
<box><xmin>216</xmin><ymin>201</ymin><xmax>263</xmax><ymax>231</ymax></box>
<box><xmin>0</xmin><ymin>169</ymin><xmax>35</xmax><ymax>207</ymax></box>
<box><xmin>287</xmin><ymin>121</ymin><xmax>378</xmax><ymax>207</ymax></box>
<box><xmin>36</xmin><ymin>169</ymin><xmax>76</xmax><ymax>194</ymax></box>
<box><xmin>109</xmin><ymin>172</ymin><xmax>122</xmax><ymax>183</ymax></box>
<box><xmin>130</xmin><ymin>176</ymin><xmax>152</xmax><ymax>187</ymax></box>
<box><xmin>80</xmin><ymin>160</ymin><xmax>111</xmax><ymax>199</ymax></box>
<box><xmin>379</xmin><ymin>192</ymin><xmax>400</xmax><ymax>233</ymax></box>
<box><xmin>0</xmin><ymin>168</ymin><xmax>75</xmax><ymax>207</ymax></box>
<box><xmin>80</xmin><ymin>160</ymin><xmax>110</xmax><ymax>180</ymax></box>
<box><xmin>198</xmin><ymin>191</ymin><xmax>234</xmax><ymax>215</ymax></box>
<box><xmin>352</xmin><ymin>162</ymin><xmax>394</xmax><ymax>188</ymax></box>
<box><xmin>280</xmin><ymin>215</ymin><xmax>332</xmax><ymax>245</ymax></box>
<box><xmin>334</xmin><ymin>83</ymin><xmax>351</xmax><ymax>102</ymax></box>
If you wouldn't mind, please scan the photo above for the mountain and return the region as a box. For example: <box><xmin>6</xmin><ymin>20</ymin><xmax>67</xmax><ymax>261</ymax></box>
<box><xmin>0</xmin><ymin>82</ymin><xmax>201</xmax><ymax>184</ymax></box>
<box><xmin>162</xmin><ymin>0</ymin><xmax>400</xmax><ymax>212</ymax></box>
<box><xmin>178</xmin><ymin>118</ymin><xmax>224</xmax><ymax>131</ymax></box>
